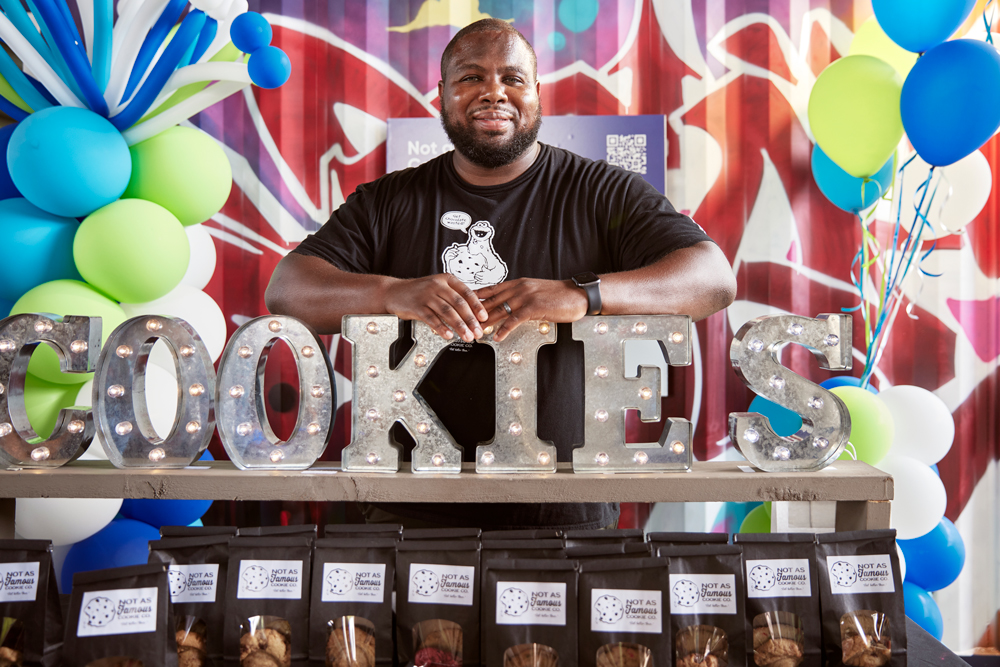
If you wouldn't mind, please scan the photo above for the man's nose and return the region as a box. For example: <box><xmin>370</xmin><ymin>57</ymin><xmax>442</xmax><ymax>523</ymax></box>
<box><xmin>480</xmin><ymin>78</ymin><xmax>508</xmax><ymax>103</ymax></box>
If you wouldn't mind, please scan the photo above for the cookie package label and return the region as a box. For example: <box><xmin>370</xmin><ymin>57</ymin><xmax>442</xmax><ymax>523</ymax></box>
<box><xmin>321</xmin><ymin>562</ymin><xmax>386</xmax><ymax>603</ymax></box>
<box><xmin>590</xmin><ymin>588</ymin><xmax>662</xmax><ymax>634</ymax></box>
<box><xmin>669</xmin><ymin>574</ymin><xmax>737</xmax><ymax>615</ymax></box>
<box><xmin>408</xmin><ymin>563</ymin><xmax>475</xmax><ymax>607</ymax></box>
<box><xmin>76</xmin><ymin>587</ymin><xmax>159</xmax><ymax>637</ymax></box>
<box><xmin>0</xmin><ymin>561</ymin><xmax>40</xmax><ymax>603</ymax></box>
<box><xmin>237</xmin><ymin>559</ymin><xmax>304</xmax><ymax>600</ymax></box>
<box><xmin>746</xmin><ymin>558</ymin><xmax>811</xmax><ymax>599</ymax></box>
<box><xmin>826</xmin><ymin>554</ymin><xmax>896</xmax><ymax>594</ymax></box>
<box><xmin>167</xmin><ymin>564</ymin><xmax>220</xmax><ymax>604</ymax></box>
<box><xmin>495</xmin><ymin>581</ymin><xmax>567</xmax><ymax>626</ymax></box>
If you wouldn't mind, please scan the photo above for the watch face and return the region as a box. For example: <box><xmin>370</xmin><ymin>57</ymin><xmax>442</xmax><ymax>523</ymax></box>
<box><xmin>574</xmin><ymin>271</ymin><xmax>600</xmax><ymax>285</ymax></box>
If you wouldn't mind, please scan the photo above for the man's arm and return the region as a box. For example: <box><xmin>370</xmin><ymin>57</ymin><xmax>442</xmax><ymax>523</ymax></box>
<box><xmin>474</xmin><ymin>241</ymin><xmax>736</xmax><ymax>341</ymax></box>
<box><xmin>265</xmin><ymin>253</ymin><xmax>488</xmax><ymax>340</ymax></box>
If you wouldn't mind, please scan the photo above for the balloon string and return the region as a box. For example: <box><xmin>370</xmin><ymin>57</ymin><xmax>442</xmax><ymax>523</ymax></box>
<box><xmin>985</xmin><ymin>0</ymin><xmax>995</xmax><ymax>43</ymax></box>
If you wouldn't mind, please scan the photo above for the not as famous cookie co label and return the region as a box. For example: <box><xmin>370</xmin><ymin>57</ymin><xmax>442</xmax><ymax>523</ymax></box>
<box><xmin>669</xmin><ymin>574</ymin><xmax>737</xmax><ymax>615</ymax></box>
<box><xmin>0</xmin><ymin>561</ymin><xmax>40</xmax><ymax>602</ymax></box>
<box><xmin>237</xmin><ymin>560</ymin><xmax>303</xmax><ymax>600</ymax></box>
<box><xmin>826</xmin><ymin>554</ymin><xmax>896</xmax><ymax>594</ymax></box>
<box><xmin>77</xmin><ymin>587</ymin><xmax>158</xmax><ymax>637</ymax></box>
<box><xmin>322</xmin><ymin>563</ymin><xmax>386</xmax><ymax>603</ymax></box>
<box><xmin>167</xmin><ymin>564</ymin><xmax>219</xmax><ymax>604</ymax></box>
<box><xmin>496</xmin><ymin>581</ymin><xmax>567</xmax><ymax>626</ymax></box>
<box><xmin>591</xmin><ymin>588</ymin><xmax>663</xmax><ymax>634</ymax></box>
<box><xmin>408</xmin><ymin>563</ymin><xmax>474</xmax><ymax>606</ymax></box>
<box><xmin>746</xmin><ymin>558</ymin><xmax>811</xmax><ymax>598</ymax></box>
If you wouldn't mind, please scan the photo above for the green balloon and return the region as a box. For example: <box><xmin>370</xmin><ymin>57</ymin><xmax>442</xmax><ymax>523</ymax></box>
<box><xmin>808</xmin><ymin>55</ymin><xmax>903</xmax><ymax>179</ymax></box>
<box><xmin>24</xmin><ymin>374</ymin><xmax>87</xmax><ymax>439</ymax></box>
<box><xmin>74</xmin><ymin>198</ymin><xmax>189</xmax><ymax>303</ymax></box>
<box><xmin>739</xmin><ymin>504</ymin><xmax>771</xmax><ymax>534</ymax></box>
<box><xmin>122</xmin><ymin>126</ymin><xmax>233</xmax><ymax>226</ymax></box>
<box><xmin>849</xmin><ymin>17</ymin><xmax>918</xmax><ymax>80</ymax></box>
<box><xmin>11</xmin><ymin>279</ymin><xmax>127</xmax><ymax>384</ymax></box>
<box><xmin>832</xmin><ymin>386</ymin><xmax>895</xmax><ymax>465</ymax></box>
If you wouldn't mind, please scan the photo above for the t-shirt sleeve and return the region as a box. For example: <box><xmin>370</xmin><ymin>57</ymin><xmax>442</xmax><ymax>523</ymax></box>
<box><xmin>290</xmin><ymin>183</ymin><xmax>381</xmax><ymax>274</ymax></box>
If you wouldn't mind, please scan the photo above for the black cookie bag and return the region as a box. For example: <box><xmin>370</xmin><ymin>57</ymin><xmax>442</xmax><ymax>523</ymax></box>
<box><xmin>402</xmin><ymin>528</ymin><xmax>482</xmax><ymax>542</ymax></box>
<box><xmin>236</xmin><ymin>526</ymin><xmax>317</xmax><ymax>539</ymax></box>
<box><xmin>323</xmin><ymin>524</ymin><xmax>402</xmax><ymax>540</ymax></box>
<box><xmin>816</xmin><ymin>530</ymin><xmax>906</xmax><ymax>667</ymax></box>
<box><xmin>734</xmin><ymin>533</ymin><xmax>822</xmax><ymax>667</ymax></box>
<box><xmin>63</xmin><ymin>563</ymin><xmax>176</xmax><ymax>667</ymax></box>
<box><xmin>662</xmin><ymin>544</ymin><xmax>748</xmax><ymax>667</ymax></box>
<box><xmin>159</xmin><ymin>527</ymin><xmax>237</xmax><ymax>539</ymax></box>
<box><xmin>648</xmin><ymin>532</ymin><xmax>729</xmax><ymax>553</ymax></box>
<box><xmin>578</xmin><ymin>557</ymin><xmax>671</xmax><ymax>667</ymax></box>
<box><xmin>563</xmin><ymin>529</ymin><xmax>644</xmax><ymax>548</ymax></box>
<box><xmin>310</xmin><ymin>537</ymin><xmax>396</xmax><ymax>666</ymax></box>
<box><xmin>0</xmin><ymin>539</ymin><xmax>62</xmax><ymax>667</ymax></box>
<box><xmin>480</xmin><ymin>530</ymin><xmax>562</xmax><ymax>541</ymax></box>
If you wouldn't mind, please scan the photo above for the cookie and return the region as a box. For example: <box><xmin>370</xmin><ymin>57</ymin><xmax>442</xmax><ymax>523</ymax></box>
<box><xmin>411</xmin><ymin>569</ymin><xmax>440</xmax><ymax>597</ymax></box>
<box><xmin>594</xmin><ymin>594</ymin><xmax>625</xmax><ymax>624</ymax></box>
<box><xmin>325</xmin><ymin>569</ymin><xmax>354</xmax><ymax>596</ymax></box>
<box><xmin>672</xmin><ymin>579</ymin><xmax>700</xmax><ymax>607</ymax></box>
<box><xmin>325</xmin><ymin>623</ymin><xmax>375</xmax><ymax>667</ymax></box>
<box><xmin>499</xmin><ymin>588</ymin><xmax>530</xmax><ymax>617</ymax></box>
<box><xmin>243</xmin><ymin>565</ymin><xmax>270</xmax><ymax>592</ymax></box>
<box><xmin>830</xmin><ymin>561</ymin><xmax>857</xmax><ymax>588</ymax></box>
<box><xmin>749</xmin><ymin>565</ymin><xmax>776</xmax><ymax>591</ymax></box>
<box><xmin>503</xmin><ymin>643</ymin><xmax>560</xmax><ymax>667</ymax></box>
<box><xmin>168</xmin><ymin>569</ymin><xmax>188</xmax><ymax>597</ymax></box>
<box><xmin>83</xmin><ymin>596</ymin><xmax>116</xmax><ymax>627</ymax></box>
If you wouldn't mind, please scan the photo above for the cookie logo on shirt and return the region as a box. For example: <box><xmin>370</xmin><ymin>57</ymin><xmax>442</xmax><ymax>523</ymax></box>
<box><xmin>441</xmin><ymin>219</ymin><xmax>508</xmax><ymax>287</ymax></box>
<box><xmin>749</xmin><ymin>565</ymin><xmax>776</xmax><ymax>591</ymax></box>
<box><xmin>325</xmin><ymin>569</ymin><xmax>353</xmax><ymax>596</ymax></box>
<box><xmin>84</xmin><ymin>597</ymin><xmax>116</xmax><ymax>627</ymax></box>
<box><xmin>411</xmin><ymin>569</ymin><xmax>440</xmax><ymax>596</ymax></box>
<box><xmin>831</xmin><ymin>561</ymin><xmax>857</xmax><ymax>588</ymax></box>
<box><xmin>242</xmin><ymin>565</ymin><xmax>270</xmax><ymax>591</ymax></box>
<box><xmin>499</xmin><ymin>587</ymin><xmax>529</xmax><ymax>616</ymax></box>
<box><xmin>672</xmin><ymin>580</ymin><xmax>700</xmax><ymax>607</ymax></box>
<box><xmin>168</xmin><ymin>569</ymin><xmax>188</xmax><ymax>596</ymax></box>
<box><xmin>594</xmin><ymin>594</ymin><xmax>625</xmax><ymax>623</ymax></box>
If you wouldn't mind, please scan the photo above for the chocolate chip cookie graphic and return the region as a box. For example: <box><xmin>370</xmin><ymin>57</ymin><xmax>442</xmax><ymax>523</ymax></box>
<box><xmin>242</xmin><ymin>565</ymin><xmax>270</xmax><ymax>592</ymax></box>
<box><xmin>672</xmin><ymin>580</ymin><xmax>700</xmax><ymax>607</ymax></box>
<box><xmin>168</xmin><ymin>569</ymin><xmax>188</xmax><ymax>596</ymax></box>
<box><xmin>411</xmin><ymin>569</ymin><xmax>440</xmax><ymax>597</ymax></box>
<box><xmin>325</xmin><ymin>568</ymin><xmax>353</xmax><ymax>595</ymax></box>
<box><xmin>84</xmin><ymin>596</ymin><xmax>116</xmax><ymax>627</ymax></box>
<box><xmin>749</xmin><ymin>565</ymin><xmax>776</xmax><ymax>591</ymax></box>
<box><xmin>500</xmin><ymin>588</ymin><xmax>530</xmax><ymax>616</ymax></box>
<box><xmin>831</xmin><ymin>561</ymin><xmax>857</xmax><ymax>588</ymax></box>
<box><xmin>594</xmin><ymin>595</ymin><xmax>625</xmax><ymax>624</ymax></box>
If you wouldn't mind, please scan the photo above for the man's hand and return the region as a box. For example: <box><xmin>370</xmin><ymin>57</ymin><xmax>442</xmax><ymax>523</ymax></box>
<box><xmin>384</xmin><ymin>273</ymin><xmax>488</xmax><ymax>342</ymax></box>
<box><xmin>475</xmin><ymin>278</ymin><xmax>588</xmax><ymax>342</ymax></box>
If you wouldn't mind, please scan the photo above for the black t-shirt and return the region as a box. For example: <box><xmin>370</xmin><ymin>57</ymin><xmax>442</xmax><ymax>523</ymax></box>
<box><xmin>294</xmin><ymin>143</ymin><xmax>712</xmax><ymax>529</ymax></box>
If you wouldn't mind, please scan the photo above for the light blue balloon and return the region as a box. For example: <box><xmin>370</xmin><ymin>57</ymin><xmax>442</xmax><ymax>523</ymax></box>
<box><xmin>820</xmin><ymin>376</ymin><xmax>879</xmax><ymax>394</ymax></box>
<box><xmin>0</xmin><ymin>298</ymin><xmax>12</xmax><ymax>318</ymax></box>
<box><xmin>749</xmin><ymin>395</ymin><xmax>802</xmax><ymax>437</ymax></box>
<box><xmin>7</xmin><ymin>107</ymin><xmax>131</xmax><ymax>217</ymax></box>
<box><xmin>901</xmin><ymin>39</ymin><xmax>1000</xmax><ymax>167</ymax></box>
<box><xmin>0</xmin><ymin>198</ymin><xmax>82</xmax><ymax>302</ymax></box>
<box><xmin>558</xmin><ymin>0</ymin><xmax>599</xmax><ymax>33</ymax></box>
<box><xmin>873</xmin><ymin>0</ymin><xmax>977</xmax><ymax>53</ymax></box>
<box><xmin>812</xmin><ymin>146</ymin><xmax>893</xmax><ymax>213</ymax></box>
<box><xmin>548</xmin><ymin>31</ymin><xmax>567</xmax><ymax>51</ymax></box>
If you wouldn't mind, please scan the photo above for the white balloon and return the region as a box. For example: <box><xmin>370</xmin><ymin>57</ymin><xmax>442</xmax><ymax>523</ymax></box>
<box><xmin>892</xmin><ymin>150</ymin><xmax>992</xmax><ymax>238</ymax></box>
<box><xmin>181</xmin><ymin>224</ymin><xmax>218</xmax><ymax>290</ymax></box>
<box><xmin>878</xmin><ymin>454</ymin><xmax>947</xmax><ymax>540</ymax></box>
<box><xmin>897</xmin><ymin>542</ymin><xmax>907</xmax><ymax>583</ymax></box>
<box><xmin>879</xmin><ymin>385</ymin><xmax>955</xmax><ymax>465</ymax></box>
<box><xmin>15</xmin><ymin>497</ymin><xmax>123</xmax><ymax>546</ymax></box>
<box><xmin>120</xmin><ymin>285</ymin><xmax>227</xmax><ymax>362</ymax></box>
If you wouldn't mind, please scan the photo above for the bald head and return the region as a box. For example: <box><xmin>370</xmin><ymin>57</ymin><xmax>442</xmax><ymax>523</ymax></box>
<box><xmin>440</xmin><ymin>19</ymin><xmax>537</xmax><ymax>80</ymax></box>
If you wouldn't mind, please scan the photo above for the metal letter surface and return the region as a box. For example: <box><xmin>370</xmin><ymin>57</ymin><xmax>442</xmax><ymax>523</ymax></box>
<box><xmin>571</xmin><ymin>315</ymin><xmax>694</xmax><ymax>473</ymax></box>
<box><xmin>0</xmin><ymin>314</ymin><xmax>100</xmax><ymax>468</ymax></box>
<box><xmin>94</xmin><ymin>316</ymin><xmax>216</xmax><ymax>468</ymax></box>
<box><xmin>475</xmin><ymin>321</ymin><xmax>556</xmax><ymax>473</ymax></box>
<box><xmin>729</xmin><ymin>313</ymin><xmax>852</xmax><ymax>471</ymax></box>
<box><xmin>217</xmin><ymin>316</ymin><xmax>334</xmax><ymax>469</ymax></box>
<box><xmin>341</xmin><ymin>316</ymin><xmax>463</xmax><ymax>473</ymax></box>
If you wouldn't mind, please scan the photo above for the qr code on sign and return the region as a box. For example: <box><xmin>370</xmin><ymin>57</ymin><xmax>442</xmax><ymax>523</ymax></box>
<box><xmin>607</xmin><ymin>134</ymin><xmax>647</xmax><ymax>174</ymax></box>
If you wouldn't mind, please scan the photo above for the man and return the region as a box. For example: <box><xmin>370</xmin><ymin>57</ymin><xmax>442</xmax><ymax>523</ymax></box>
<box><xmin>265</xmin><ymin>19</ymin><xmax>736</xmax><ymax>530</ymax></box>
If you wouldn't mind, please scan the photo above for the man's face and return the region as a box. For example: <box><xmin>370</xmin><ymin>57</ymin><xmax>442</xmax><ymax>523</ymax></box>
<box><xmin>438</xmin><ymin>31</ymin><xmax>542</xmax><ymax>169</ymax></box>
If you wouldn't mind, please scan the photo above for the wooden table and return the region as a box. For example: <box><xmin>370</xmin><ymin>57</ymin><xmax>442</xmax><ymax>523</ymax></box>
<box><xmin>0</xmin><ymin>459</ymin><xmax>892</xmax><ymax>537</ymax></box>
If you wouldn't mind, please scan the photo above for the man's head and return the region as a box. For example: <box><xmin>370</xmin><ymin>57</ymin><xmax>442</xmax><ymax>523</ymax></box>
<box><xmin>438</xmin><ymin>19</ymin><xmax>542</xmax><ymax>169</ymax></box>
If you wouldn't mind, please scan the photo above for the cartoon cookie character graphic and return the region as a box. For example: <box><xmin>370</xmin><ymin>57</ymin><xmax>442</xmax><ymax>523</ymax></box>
<box><xmin>749</xmin><ymin>565</ymin><xmax>776</xmax><ymax>591</ymax></box>
<box><xmin>831</xmin><ymin>561</ymin><xmax>857</xmax><ymax>587</ymax></box>
<box><xmin>499</xmin><ymin>588</ymin><xmax>530</xmax><ymax>616</ymax></box>
<box><xmin>673</xmin><ymin>580</ymin><xmax>700</xmax><ymax>607</ymax></box>
<box><xmin>168</xmin><ymin>569</ymin><xmax>188</xmax><ymax>597</ymax></box>
<box><xmin>411</xmin><ymin>569</ymin><xmax>440</xmax><ymax>597</ymax></box>
<box><xmin>325</xmin><ymin>569</ymin><xmax>353</xmax><ymax>596</ymax></box>
<box><xmin>84</xmin><ymin>596</ymin><xmax>116</xmax><ymax>627</ymax></box>
<box><xmin>242</xmin><ymin>565</ymin><xmax>270</xmax><ymax>592</ymax></box>
<box><xmin>442</xmin><ymin>220</ymin><xmax>508</xmax><ymax>287</ymax></box>
<box><xmin>594</xmin><ymin>595</ymin><xmax>625</xmax><ymax>624</ymax></box>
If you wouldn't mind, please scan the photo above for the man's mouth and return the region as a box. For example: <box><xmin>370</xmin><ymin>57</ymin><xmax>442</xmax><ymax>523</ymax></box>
<box><xmin>471</xmin><ymin>109</ymin><xmax>514</xmax><ymax>131</ymax></box>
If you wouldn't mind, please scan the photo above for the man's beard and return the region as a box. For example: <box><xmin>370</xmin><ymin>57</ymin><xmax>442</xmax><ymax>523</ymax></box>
<box><xmin>441</xmin><ymin>104</ymin><xmax>542</xmax><ymax>169</ymax></box>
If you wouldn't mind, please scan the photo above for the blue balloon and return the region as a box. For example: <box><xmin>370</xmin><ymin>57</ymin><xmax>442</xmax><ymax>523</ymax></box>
<box><xmin>812</xmin><ymin>145</ymin><xmax>893</xmax><ymax>213</ymax></box>
<box><xmin>899</xmin><ymin>517</ymin><xmax>965</xmax><ymax>591</ymax></box>
<box><xmin>873</xmin><ymin>0</ymin><xmax>977</xmax><ymax>53</ymax></box>
<box><xmin>903</xmin><ymin>581</ymin><xmax>943</xmax><ymax>640</ymax></box>
<box><xmin>61</xmin><ymin>518</ymin><xmax>160</xmax><ymax>592</ymax></box>
<box><xmin>901</xmin><ymin>39</ymin><xmax>1000</xmax><ymax>167</ymax></box>
<box><xmin>749</xmin><ymin>395</ymin><xmax>802</xmax><ymax>437</ymax></box>
<box><xmin>0</xmin><ymin>124</ymin><xmax>21</xmax><ymax>200</ymax></box>
<box><xmin>820</xmin><ymin>376</ymin><xmax>879</xmax><ymax>394</ymax></box>
<box><xmin>122</xmin><ymin>0</ymin><xmax>188</xmax><ymax>102</ymax></box>
<box><xmin>189</xmin><ymin>518</ymin><xmax>204</xmax><ymax>527</ymax></box>
<box><xmin>929</xmin><ymin>463</ymin><xmax>939</xmax><ymax>476</ymax></box>
<box><xmin>7</xmin><ymin>107</ymin><xmax>131</xmax><ymax>217</ymax></box>
<box><xmin>0</xmin><ymin>298</ymin><xmax>12</xmax><ymax>318</ymax></box>
<box><xmin>120</xmin><ymin>448</ymin><xmax>213</xmax><ymax>529</ymax></box>
<box><xmin>248</xmin><ymin>46</ymin><xmax>291</xmax><ymax>89</ymax></box>
<box><xmin>230</xmin><ymin>12</ymin><xmax>272</xmax><ymax>53</ymax></box>
<box><xmin>0</xmin><ymin>198</ymin><xmax>82</xmax><ymax>302</ymax></box>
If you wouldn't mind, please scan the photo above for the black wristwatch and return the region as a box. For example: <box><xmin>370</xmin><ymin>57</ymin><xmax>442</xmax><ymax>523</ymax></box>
<box><xmin>572</xmin><ymin>271</ymin><xmax>602</xmax><ymax>316</ymax></box>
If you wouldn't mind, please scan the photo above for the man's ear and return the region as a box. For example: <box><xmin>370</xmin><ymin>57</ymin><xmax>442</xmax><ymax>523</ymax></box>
<box><xmin>438</xmin><ymin>80</ymin><xmax>444</xmax><ymax>100</ymax></box>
